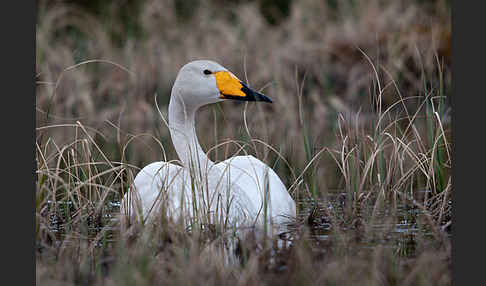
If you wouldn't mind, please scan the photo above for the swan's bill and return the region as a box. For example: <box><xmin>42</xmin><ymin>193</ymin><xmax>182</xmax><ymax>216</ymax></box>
<box><xmin>214</xmin><ymin>71</ymin><xmax>272</xmax><ymax>103</ymax></box>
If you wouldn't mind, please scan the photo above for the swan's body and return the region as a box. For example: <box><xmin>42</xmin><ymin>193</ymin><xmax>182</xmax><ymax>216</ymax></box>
<box><xmin>121</xmin><ymin>60</ymin><xmax>296</xmax><ymax>235</ymax></box>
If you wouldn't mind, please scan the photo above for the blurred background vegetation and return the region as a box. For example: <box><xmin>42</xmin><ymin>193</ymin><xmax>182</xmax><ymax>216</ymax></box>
<box><xmin>36</xmin><ymin>0</ymin><xmax>451</xmax><ymax>192</ymax></box>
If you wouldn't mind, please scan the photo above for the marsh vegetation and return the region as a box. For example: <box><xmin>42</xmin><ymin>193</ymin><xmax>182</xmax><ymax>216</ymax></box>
<box><xmin>36</xmin><ymin>0</ymin><xmax>451</xmax><ymax>285</ymax></box>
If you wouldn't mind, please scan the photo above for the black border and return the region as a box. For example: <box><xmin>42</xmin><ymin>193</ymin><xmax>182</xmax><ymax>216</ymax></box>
<box><xmin>1</xmin><ymin>1</ymin><xmax>35</xmax><ymax>285</ymax></box>
<box><xmin>451</xmin><ymin>1</ymin><xmax>480</xmax><ymax>285</ymax></box>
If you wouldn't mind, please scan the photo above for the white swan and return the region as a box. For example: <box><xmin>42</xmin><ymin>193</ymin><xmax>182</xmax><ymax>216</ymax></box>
<box><xmin>121</xmin><ymin>60</ymin><xmax>296</xmax><ymax>235</ymax></box>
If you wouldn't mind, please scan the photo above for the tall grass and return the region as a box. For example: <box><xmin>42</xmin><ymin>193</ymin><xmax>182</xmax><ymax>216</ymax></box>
<box><xmin>36</xmin><ymin>0</ymin><xmax>451</xmax><ymax>285</ymax></box>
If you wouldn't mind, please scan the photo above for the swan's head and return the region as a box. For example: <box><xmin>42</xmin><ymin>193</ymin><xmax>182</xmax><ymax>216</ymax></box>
<box><xmin>172</xmin><ymin>60</ymin><xmax>271</xmax><ymax>109</ymax></box>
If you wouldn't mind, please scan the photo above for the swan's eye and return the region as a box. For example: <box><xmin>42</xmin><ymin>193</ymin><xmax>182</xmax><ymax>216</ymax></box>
<box><xmin>203</xmin><ymin>69</ymin><xmax>212</xmax><ymax>75</ymax></box>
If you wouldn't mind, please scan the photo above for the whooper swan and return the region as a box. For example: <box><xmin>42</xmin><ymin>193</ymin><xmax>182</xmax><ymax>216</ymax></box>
<box><xmin>121</xmin><ymin>60</ymin><xmax>296</xmax><ymax>235</ymax></box>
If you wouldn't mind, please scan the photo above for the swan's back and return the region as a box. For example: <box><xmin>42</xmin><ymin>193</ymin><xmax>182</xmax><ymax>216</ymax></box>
<box><xmin>121</xmin><ymin>156</ymin><xmax>295</xmax><ymax>233</ymax></box>
<box><xmin>120</xmin><ymin>162</ymin><xmax>190</xmax><ymax>223</ymax></box>
<box><xmin>216</xmin><ymin>155</ymin><xmax>296</xmax><ymax>229</ymax></box>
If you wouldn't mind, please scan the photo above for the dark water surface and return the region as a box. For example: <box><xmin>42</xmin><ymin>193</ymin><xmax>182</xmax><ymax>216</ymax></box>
<box><xmin>42</xmin><ymin>190</ymin><xmax>450</xmax><ymax>257</ymax></box>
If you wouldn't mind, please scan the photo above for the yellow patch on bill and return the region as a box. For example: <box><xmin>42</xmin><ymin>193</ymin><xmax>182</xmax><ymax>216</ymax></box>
<box><xmin>214</xmin><ymin>71</ymin><xmax>246</xmax><ymax>98</ymax></box>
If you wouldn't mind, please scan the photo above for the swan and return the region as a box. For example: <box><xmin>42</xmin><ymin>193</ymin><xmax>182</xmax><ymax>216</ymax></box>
<box><xmin>121</xmin><ymin>60</ymin><xmax>296</xmax><ymax>236</ymax></box>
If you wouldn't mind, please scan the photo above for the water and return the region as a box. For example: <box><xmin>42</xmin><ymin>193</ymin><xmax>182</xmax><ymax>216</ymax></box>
<box><xmin>40</xmin><ymin>191</ymin><xmax>450</xmax><ymax>257</ymax></box>
<box><xmin>293</xmin><ymin>192</ymin><xmax>449</xmax><ymax>257</ymax></box>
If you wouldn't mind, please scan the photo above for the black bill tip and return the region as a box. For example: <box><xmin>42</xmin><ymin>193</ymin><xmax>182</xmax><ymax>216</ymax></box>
<box><xmin>240</xmin><ymin>82</ymin><xmax>272</xmax><ymax>103</ymax></box>
<box><xmin>253</xmin><ymin>90</ymin><xmax>272</xmax><ymax>103</ymax></box>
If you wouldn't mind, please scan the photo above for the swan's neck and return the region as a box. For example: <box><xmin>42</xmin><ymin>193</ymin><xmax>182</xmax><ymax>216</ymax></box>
<box><xmin>168</xmin><ymin>91</ymin><xmax>214</xmax><ymax>171</ymax></box>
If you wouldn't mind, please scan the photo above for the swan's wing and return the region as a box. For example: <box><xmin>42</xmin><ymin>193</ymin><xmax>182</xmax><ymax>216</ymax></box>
<box><xmin>121</xmin><ymin>161</ymin><xmax>191</xmax><ymax>222</ymax></box>
<box><xmin>216</xmin><ymin>155</ymin><xmax>296</xmax><ymax>226</ymax></box>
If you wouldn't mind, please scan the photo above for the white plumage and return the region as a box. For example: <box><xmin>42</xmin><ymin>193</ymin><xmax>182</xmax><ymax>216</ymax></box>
<box><xmin>121</xmin><ymin>60</ymin><xmax>296</xmax><ymax>235</ymax></box>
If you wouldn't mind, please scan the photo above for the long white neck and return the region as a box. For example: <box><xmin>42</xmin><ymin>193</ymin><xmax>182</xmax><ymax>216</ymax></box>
<box><xmin>168</xmin><ymin>90</ymin><xmax>214</xmax><ymax>172</ymax></box>
<box><xmin>168</xmin><ymin>86</ymin><xmax>258</xmax><ymax>227</ymax></box>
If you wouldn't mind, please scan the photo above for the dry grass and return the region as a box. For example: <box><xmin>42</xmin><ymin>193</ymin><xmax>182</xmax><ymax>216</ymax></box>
<box><xmin>36</xmin><ymin>0</ymin><xmax>451</xmax><ymax>285</ymax></box>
